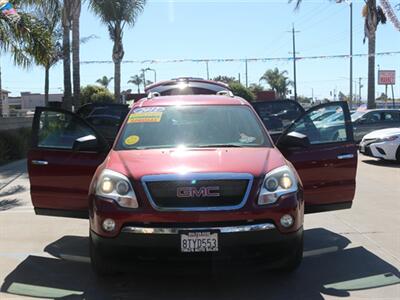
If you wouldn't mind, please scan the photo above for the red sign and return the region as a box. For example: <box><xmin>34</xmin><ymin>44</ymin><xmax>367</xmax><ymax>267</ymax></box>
<box><xmin>378</xmin><ymin>70</ymin><xmax>396</xmax><ymax>85</ymax></box>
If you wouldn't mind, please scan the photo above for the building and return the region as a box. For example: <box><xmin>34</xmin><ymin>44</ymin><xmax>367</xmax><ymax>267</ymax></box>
<box><xmin>0</xmin><ymin>92</ymin><xmax>63</xmax><ymax>117</ymax></box>
<box><xmin>0</xmin><ymin>89</ymin><xmax>11</xmax><ymax>117</ymax></box>
<box><xmin>21</xmin><ymin>92</ymin><xmax>62</xmax><ymax>110</ymax></box>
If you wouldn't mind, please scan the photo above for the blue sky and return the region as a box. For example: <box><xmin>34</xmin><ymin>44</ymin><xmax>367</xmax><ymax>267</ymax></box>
<box><xmin>2</xmin><ymin>0</ymin><xmax>400</xmax><ymax>99</ymax></box>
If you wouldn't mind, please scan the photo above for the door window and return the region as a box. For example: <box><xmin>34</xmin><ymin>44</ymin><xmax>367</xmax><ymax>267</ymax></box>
<box><xmin>382</xmin><ymin>111</ymin><xmax>400</xmax><ymax>122</ymax></box>
<box><xmin>252</xmin><ymin>100</ymin><xmax>305</xmax><ymax>132</ymax></box>
<box><xmin>365</xmin><ymin>112</ymin><xmax>381</xmax><ymax>123</ymax></box>
<box><xmin>286</xmin><ymin>104</ymin><xmax>349</xmax><ymax>144</ymax></box>
<box><xmin>37</xmin><ymin>110</ymin><xmax>98</xmax><ymax>150</ymax></box>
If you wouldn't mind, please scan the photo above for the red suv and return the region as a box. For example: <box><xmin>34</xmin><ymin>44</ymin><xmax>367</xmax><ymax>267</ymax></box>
<box><xmin>28</xmin><ymin>93</ymin><xmax>357</xmax><ymax>275</ymax></box>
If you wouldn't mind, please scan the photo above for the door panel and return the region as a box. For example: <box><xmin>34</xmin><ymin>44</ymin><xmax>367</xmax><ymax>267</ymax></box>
<box><xmin>28</xmin><ymin>108</ymin><xmax>109</xmax><ymax>218</ymax></box>
<box><xmin>277</xmin><ymin>102</ymin><xmax>357</xmax><ymax>213</ymax></box>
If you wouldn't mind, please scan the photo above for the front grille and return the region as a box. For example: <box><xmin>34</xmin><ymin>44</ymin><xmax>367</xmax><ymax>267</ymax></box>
<box><xmin>142</xmin><ymin>174</ymin><xmax>253</xmax><ymax>211</ymax></box>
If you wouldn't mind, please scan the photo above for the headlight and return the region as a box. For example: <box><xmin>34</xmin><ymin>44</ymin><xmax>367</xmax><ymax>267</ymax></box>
<box><xmin>258</xmin><ymin>165</ymin><xmax>298</xmax><ymax>205</ymax></box>
<box><xmin>378</xmin><ymin>135</ymin><xmax>399</xmax><ymax>142</ymax></box>
<box><xmin>96</xmin><ymin>169</ymin><xmax>138</xmax><ymax>208</ymax></box>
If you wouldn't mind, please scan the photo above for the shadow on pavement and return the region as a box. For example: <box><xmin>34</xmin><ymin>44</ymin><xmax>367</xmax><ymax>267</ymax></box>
<box><xmin>0</xmin><ymin>199</ymin><xmax>22</xmax><ymax>211</ymax></box>
<box><xmin>1</xmin><ymin>228</ymin><xmax>400</xmax><ymax>300</ymax></box>
<box><xmin>0</xmin><ymin>185</ymin><xmax>26</xmax><ymax>198</ymax></box>
<box><xmin>362</xmin><ymin>159</ymin><xmax>400</xmax><ymax>168</ymax></box>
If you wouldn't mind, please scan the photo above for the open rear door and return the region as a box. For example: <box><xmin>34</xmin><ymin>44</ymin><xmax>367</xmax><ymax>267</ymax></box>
<box><xmin>276</xmin><ymin>102</ymin><xmax>357</xmax><ymax>213</ymax></box>
<box><xmin>28</xmin><ymin>108</ymin><xmax>110</xmax><ymax>218</ymax></box>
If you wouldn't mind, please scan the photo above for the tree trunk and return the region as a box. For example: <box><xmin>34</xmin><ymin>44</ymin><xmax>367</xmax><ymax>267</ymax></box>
<box><xmin>114</xmin><ymin>60</ymin><xmax>121</xmax><ymax>103</ymax></box>
<box><xmin>112</xmin><ymin>23</ymin><xmax>124</xmax><ymax>103</ymax></box>
<box><xmin>62</xmin><ymin>4</ymin><xmax>72</xmax><ymax>111</ymax></box>
<box><xmin>367</xmin><ymin>27</ymin><xmax>376</xmax><ymax>109</ymax></box>
<box><xmin>44</xmin><ymin>66</ymin><xmax>50</xmax><ymax>107</ymax></box>
<box><xmin>72</xmin><ymin>1</ymin><xmax>81</xmax><ymax>109</ymax></box>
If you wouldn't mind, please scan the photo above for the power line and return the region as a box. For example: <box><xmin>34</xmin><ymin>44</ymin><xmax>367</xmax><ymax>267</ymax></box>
<box><xmin>80</xmin><ymin>51</ymin><xmax>400</xmax><ymax>65</ymax></box>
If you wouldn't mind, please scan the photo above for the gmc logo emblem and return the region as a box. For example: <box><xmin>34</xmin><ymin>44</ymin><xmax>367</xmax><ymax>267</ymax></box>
<box><xmin>177</xmin><ymin>186</ymin><xmax>220</xmax><ymax>198</ymax></box>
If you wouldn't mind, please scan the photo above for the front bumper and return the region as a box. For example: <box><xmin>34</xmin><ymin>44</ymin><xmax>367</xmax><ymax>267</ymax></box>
<box><xmin>91</xmin><ymin>222</ymin><xmax>303</xmax><ymax>259</ymax></box>
<box><xmin>359</xmin><ymin>140</ymin><xmax>395</xmax><ymax>160</ymax></box>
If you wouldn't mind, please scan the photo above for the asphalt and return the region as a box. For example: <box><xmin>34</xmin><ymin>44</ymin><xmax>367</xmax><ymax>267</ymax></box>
<box><xmin>0</xmin><ymin>155</ymin><xmax>399</xmax><ymax>300</ymax></box>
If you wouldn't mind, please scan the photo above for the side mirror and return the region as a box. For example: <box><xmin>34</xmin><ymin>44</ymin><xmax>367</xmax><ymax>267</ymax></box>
<box><xmin>73</xmin><ymin>135</ymin><xmax>98</xmax><ymax>152</ymax></box>
<box><xmin>278</xmin><ymin>131</ymin><xmax>310</xmax><ymax>149</ymax></box>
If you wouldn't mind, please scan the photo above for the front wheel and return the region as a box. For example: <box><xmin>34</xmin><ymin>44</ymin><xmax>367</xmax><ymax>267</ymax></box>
<box><xmin>396</xmin><ymin>146</ymin><xmax>400</xmax><ymax>163</ymax></box>
<box><xmin>279</xmin><ymin>231</ymin><xmax>303</xmax><ymax>272</ymax></box>
<box><xmin>90</xmin><ymin>232</ymin><xmax>117</xmax><ymax>277</ymax></box>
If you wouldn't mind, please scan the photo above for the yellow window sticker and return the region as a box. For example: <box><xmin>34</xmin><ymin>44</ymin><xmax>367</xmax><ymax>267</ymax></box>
<box><xmin>128</xmin><ymin>112</ymin><xmax>163</xmax><ymax>123</ymax></box>
<box><xmin>125</xmin><ymin>135</ymin><xmax>140</xmax><ymax>145</ymax></box>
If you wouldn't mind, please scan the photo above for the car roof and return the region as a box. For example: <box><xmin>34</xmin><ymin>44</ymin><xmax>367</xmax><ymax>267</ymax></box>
<box><xmin>145</xmin><ymin>78</ymin><xmax>229</xmax><ymax>92</ymax></box>
<box><xmin>363</xmin><ymin>109</ymin><xmax>400</xmax><ymax>112</ymax></box>
<box><xmin>132</xmin><ymin>95</ymin><xmax>249</xmax><ymax>109</ymax></box>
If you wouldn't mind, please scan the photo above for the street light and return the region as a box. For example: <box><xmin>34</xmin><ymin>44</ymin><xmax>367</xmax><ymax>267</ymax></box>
<box><xmin>337</xmin><ymin>0</ymin><xmax>353</xmax><ymax>109</ymax></box>
<box><xmin>141</xmin><ymin>68</ymin><xmax>157</xmax><ymax>93</ymax></box>
<box><xmin>142</xmin><ymin>67</ymin><xmax>157</xmax><ymax>83</ymax></box>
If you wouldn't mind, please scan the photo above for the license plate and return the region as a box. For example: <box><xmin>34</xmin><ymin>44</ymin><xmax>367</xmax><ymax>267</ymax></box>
<box><xmin>180</xmin><ymin>232</ymin><xmax>219</xmax><ymax>253</ymax></box>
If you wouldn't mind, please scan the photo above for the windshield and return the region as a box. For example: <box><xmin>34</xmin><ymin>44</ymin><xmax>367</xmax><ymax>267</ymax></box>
<box><xmin>351</xmin><ymin>111</ymin><xmax>366</xmax><ymax>122</ymax></box>
<box><xmin>116</xmin><ymin>106</ymin><xmax>271</xmax><ymax>150</ymax></box>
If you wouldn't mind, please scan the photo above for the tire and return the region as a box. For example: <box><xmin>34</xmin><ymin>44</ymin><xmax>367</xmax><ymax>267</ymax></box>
<box><xmin>279</xmin><ymin>230</ymin><xmax>304</xmax><ymax>272</ymax></box>
<box><xmin>396</xmin><ymin>146</ymin><xmax>400</xmax><ymax>163</ymax></box>
<box><xmin>90</xmin><ymin>232</ymin><xmax>117</xmax><ymax>277</ymax></box>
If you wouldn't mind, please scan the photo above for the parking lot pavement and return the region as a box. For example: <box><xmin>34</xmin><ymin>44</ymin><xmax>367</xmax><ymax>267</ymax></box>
<box><xmin>0</xmin><ymin>155</ymin><xmax>399</xmax><ymax>300</ymax></box>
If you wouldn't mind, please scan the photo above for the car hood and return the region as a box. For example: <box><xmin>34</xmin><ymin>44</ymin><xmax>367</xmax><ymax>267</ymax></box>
<box><xmin>363</xmin><ymin>127</ymin><xmax>400</xmax><ymax>139</ymax></box>
<box><xmin>106</xmin><ymin>147</ymin><xmax>286</xmax><ymax>179</ymax></box>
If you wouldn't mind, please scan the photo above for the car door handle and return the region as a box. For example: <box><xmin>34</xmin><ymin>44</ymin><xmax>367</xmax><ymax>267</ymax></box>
<box><xmin>31</xmin><ymin>160</ymin><xmax>49</xmax><ymax>166</ymax></box>
<box><xmin>337</xmin><ymin>154</ymin><xmax>354</xmax><ymax>160</ymax></box>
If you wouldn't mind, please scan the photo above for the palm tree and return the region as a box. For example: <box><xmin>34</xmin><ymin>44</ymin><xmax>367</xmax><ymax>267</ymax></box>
<box><xmin>260</xmin><ymin>68</ymin><xmax>292</xmax><ymax>99</ymax></box>
<box><xmin>128</xmin><ymin>75</ymin><xmax>143</xmax><ymax>94</ymax></box>
<box><xmin>26</xmin><ymin>1</ymin><xmax>63</xmax><ymax>106</ymax></box>
<box><xmin>290</xmin><ymin>0</ymin><xmax>387</xmax><ymax>108</ymax></box>
<box><xmin>0</xmin><ymin>2</ymin><xmax>52</xmax><ymax>98</ymax></box>
<box><xmin>71</xmin><ymin>0</ymin><xmax>82</xmax><ymax>109</ymax></box>
<box><xmin>62</xmin><ymin>0</ymin><xmax>73</xmax><ymax>110</ymax></box>
<box><xmin>96</xmin><ymin>76</ymin><xmax>114</xmax><ymax>89</ymax></box>
<box><xmin>89</xmin><ymin>0</ymin><xmax>146</xmax><ymax>103</ymax></box>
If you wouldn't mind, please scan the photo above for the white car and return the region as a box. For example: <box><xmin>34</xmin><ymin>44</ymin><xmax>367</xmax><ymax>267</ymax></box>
<box><xmin>359</xmin><ymin>128</ymin><xmax>400</xmax><ymax>162</ymax></box>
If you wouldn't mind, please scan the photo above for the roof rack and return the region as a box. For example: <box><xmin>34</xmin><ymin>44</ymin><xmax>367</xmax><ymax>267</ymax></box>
<box><xmin>147</xmin><ymin>92</ymin><xmax>161</xmax><ymax>99</ymax></box>
<box><xmin>217</xmin><ymin>90</ymin><xmax>234</xmax><ymax>98</ymax></box>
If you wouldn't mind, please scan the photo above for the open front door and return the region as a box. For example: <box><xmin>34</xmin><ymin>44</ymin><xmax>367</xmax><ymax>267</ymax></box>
<box><xmin>276</xmin><ymin>102</ymin><xmax>357</xmax><ymax>213</ymax></box>
<box><xmin>28</xmin><ymin>108</ymin><xmax>110</xmax><ymax>218</ymax></box>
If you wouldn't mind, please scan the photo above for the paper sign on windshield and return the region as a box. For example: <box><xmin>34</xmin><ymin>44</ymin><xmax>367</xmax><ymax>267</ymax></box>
<box><xmin>128</xmin><ymin>112</ymin><xmax>163</xmax><ymax>123</ymax></box>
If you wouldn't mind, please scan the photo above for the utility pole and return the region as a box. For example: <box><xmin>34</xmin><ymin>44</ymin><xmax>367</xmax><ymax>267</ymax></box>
<box><xmin>245</xmin><ymin>59</ymin><xmax>248</xmax><ymax>88</ymax></box>
<box><xmin>141</xmin><ymin>69</ymin><xmax>146</xmax><ymax>92</ymax></box>
<box><xmin>391</xmin><ymin>84</ymin><xmax>395</xmax><ymax>108</ymax></box>
<box><xmin>349</xmin><ymin>1</ymin><xmax>353</xmax><ymax>109</ymax></box>
<box><xmin>238</xmin><ymin>73</ymin><xmax>241</xmax><ymax>84</ymax></box>
<box><xmin>206</xmin><ymin>61</ymin><xmax>210</xmax><ymax>80</ymax></box>
<box><xmin>290</xmin><ymin>24</ymin><xmax>300</xmax><ymax>102</ymax></box>
<box><xmin>359</xmin><ymin>77</ymin><xmax>363</xmax><ymax>105</ymax></box>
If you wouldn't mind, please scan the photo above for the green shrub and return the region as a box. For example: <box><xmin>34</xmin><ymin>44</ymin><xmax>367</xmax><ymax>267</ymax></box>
<box><xmin>228</xmin><ymin>82</ymin><xmax>255</xmax><ymax>102</ymax></box>
<box><xmin>80</xmin><ymin>85</ymin><xmax>115</xmax><ymax>105</ymax></box>
<box><xmin>0</xmin><ymin>128</ymin><xmax>31</xmax><ymax>165</ymax></box>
